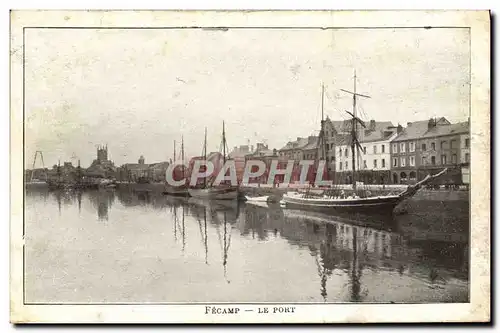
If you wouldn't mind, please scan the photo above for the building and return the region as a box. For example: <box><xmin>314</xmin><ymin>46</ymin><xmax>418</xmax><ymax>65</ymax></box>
<box><xmin>334</xmin><ymin>120</ymin><xmax>397</xmax><ymax>184</ymax></box>
<box><xmin>278</xmin><ymin>137</ymin><xmax>310</xmax><ymax>160</ymax></box>
<box><xmin>391</xmin><ymin>118</ymin><xmax>469</xmax><ymax>185</ymax></box>
<box><xmin>119</xmin><ymin>155</ymin><xmax>152</xmax><ymax>182</ymax></box>
<box><xmin>244</xmin><ymin>143</ymin><xmax>280</xmax><ymax>184</ymax></box>
<box><xmin>229</xmin><ymin>145</ymin><xmax>253</xmax><ymax>182</ymax></box>
<box><xmin>87</xmin><ymin>145</ymin><xmax>116</xmax><ymax>179</ymax></box>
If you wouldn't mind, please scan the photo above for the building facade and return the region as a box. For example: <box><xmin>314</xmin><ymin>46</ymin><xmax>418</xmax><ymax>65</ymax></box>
<box><xmin>334</xmin><ymin>120</ymin><xmax>397</xmax><ymax>184</ymax></box>
<box><xmin>391</xmin><ymin>118</ymin><xmax>469</xmax><ymax>185</ymax></box>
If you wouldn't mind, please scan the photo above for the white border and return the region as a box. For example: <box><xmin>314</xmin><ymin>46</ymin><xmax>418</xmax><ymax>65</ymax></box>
<box><xmin>9</xmin><ymin>9</ymin><xmax>490</xmax><ymax>324</ymax></box>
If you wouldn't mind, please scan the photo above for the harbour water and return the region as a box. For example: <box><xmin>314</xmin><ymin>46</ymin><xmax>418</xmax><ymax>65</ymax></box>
<box><xmin>24</xmin><ymin>188</ymin><xmax>469</xmax><ymax>304</ymax></box>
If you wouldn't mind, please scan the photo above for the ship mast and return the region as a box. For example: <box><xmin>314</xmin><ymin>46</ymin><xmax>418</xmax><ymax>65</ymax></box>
<box><xmin>222</xmin><ymin>121</ymin><xmax>227</xmax><ymax>164</ymax></box>
<box><xmin>341</xmin><ymin>70</ymin><xmax>370</xmax><ymax>191</ymax></box>
<box><xmin>203</xmin><ymin>127</ymin><xmax>207</xmax><ymax>188</ymax></box>
<box><xmin>173</xmin><ymin>140</ymin><xmax>176</xmax><ymax>163</ymax></box>
<box><xmin>181</xmin><ymin>135</ymin><xmax>185</xmax><ymax>180</ymax></box>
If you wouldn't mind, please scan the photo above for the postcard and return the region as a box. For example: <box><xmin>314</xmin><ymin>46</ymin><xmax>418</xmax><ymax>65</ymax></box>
<box><xmin>10</xmin><ymin>10</ymin><xmax>490</xmax><ymax>323</ymax></box>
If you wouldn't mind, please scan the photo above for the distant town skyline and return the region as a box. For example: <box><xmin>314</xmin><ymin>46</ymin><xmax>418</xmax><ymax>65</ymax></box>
<box><xmin>25</xmin><ymin>27</ymin><xmax>470</xmax><ymax>168</ymax></box>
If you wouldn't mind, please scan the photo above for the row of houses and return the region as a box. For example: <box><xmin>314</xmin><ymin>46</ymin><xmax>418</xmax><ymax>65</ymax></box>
<box><xmin>230</xmin><ymin>116</ymin><xmax>470</xmax><ymax>185</ymax></box>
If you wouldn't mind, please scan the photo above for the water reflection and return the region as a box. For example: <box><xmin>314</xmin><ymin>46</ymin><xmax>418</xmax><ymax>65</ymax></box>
<box><xmin>25</xmin><ymin>188</ymin><xmax>469</xmax><ymax>303</ymax></box>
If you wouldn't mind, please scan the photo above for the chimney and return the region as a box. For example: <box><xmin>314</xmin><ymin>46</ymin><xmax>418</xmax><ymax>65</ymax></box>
<box><xmin>251</xmin><ymin>145</ymin><xmax>254</xmax><ymax>152</ymax></box>
<box><xmin>369</xmin><ymin>120</ymin><xmax>376</xmax><ymax>131</ymax></box>
<box><xmin>407</xmin><ymin>122</ymin><xmax>412</xmax><ymax>127</ymax></box>
<box><xmin>273</xmin><ymin>148</ymin><xmax>277</xmax><ymax>155</ymax></box>
<box><xmin>233</xmin><ymin>146</ymin><xmax>237</xmax><ymax>152</ymax></box>
<box><xmin>397</xmin><ymin>124</ymin><xmax>403</xmax><ymax>134</ymax></box>
<box><xmin>296</xmin><ymin>137</ymin><xmax>301</xmax><ymax>142</ymax></box>
<box><xmin>428</xmin><ymin>118</ymin><xmax>436</xmax><ymax>130</ymax></box>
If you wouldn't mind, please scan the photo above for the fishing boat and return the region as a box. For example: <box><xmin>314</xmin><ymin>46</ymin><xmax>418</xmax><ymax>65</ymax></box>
<box><xmin>244</xmin><ymin>195</ymin><xmax>269</xmax><ymax>202</ymax></box>
<box><xmin>164</xmin><ymin>136</ymin><xmax>190</xmax><ymax>196</ymax></box>
<box><xmin>188</xmin><ymin>122</ymin><xmax>239</xmax><ymax>200</ymax></box>
<box><xmin>281</xmin><ymin>74</ymin><xmax>447</xmax><ymax>215</ymax></box>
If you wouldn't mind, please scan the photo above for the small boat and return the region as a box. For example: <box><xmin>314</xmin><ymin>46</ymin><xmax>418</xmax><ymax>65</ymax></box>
<box><xmin>246</xmin><ymin>200</ymin><xmax>270</xmax><ymax>208</ymax></box>
<box><xmin>244</xmin><ymin>195</ymin><xmax>269</xmax><ymax>202</ymax></box>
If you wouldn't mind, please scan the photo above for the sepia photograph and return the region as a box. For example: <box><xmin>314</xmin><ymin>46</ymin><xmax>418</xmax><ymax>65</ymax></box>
<box><xmin>10</xmin><ymin>10</ymin><xmax>490</xmax><ymax>323</ymax></box>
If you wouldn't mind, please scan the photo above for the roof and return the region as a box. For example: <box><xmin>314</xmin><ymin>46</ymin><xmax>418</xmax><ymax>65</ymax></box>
<box><xmin>325</xmin><ymin>117</ymin><xmax>393</xmax><ymax>134</ymax></box>
<box><xmin>302</xmin><ymin>136</ymin><xmax>319</xmax><ymax>151</ymax></box>
<box><xmin>246</xmin><ymin>148</ymin><xmax>277</xmax><ymax>158</ymax></box>
<box><xmin>121</xmin><ymin>163</ymin><xmax>149</xmax><ymax>171</ymax></box>
<box><xmin>421</xmin><ymin>121</ymin><xmax>469</xmax><ymax>138</ymax></box>
<box><xmin>279</xmin><ymin>137</ymin><xmax>310</xmax><ymax>151</ymax></box>
<box><xmin>149</xmin><ymin>162</ymin><xmax>170</xmax><ymax>169</ymax></box>
<box><xmin>393</xmin><ymin>117</ymin><xmax>462</xmax><ymax>142</ymax></box>
<box><xmin>361</xmin><ymin>127</ymin><xmax>397</xmax><ymax>143</ymax></box>
<box><xmin>393</xmin><ymin>120</ymin><xmax>429</xmax><ymax>141</ymax></box>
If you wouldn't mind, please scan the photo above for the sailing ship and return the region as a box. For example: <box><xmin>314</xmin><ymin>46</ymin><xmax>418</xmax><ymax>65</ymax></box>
<box><xmin>281</xmin><ymin>72</ymin><xmax>447</xmax><ymax>215</ymax></box>
<box><xmin>164</xmin><ymin>136</ymin><xmax>190</xmax><ymax>196</ymax></box>
<box><xmin>188</xmin><ymin>122</ymin><xmax>239</xmax><ymax>200</ymax></box>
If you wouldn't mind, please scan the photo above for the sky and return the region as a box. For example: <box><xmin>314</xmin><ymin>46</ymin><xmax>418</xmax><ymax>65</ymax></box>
<box><xmin>24</xmin><ymin>27</ymin><xmax>470</xmax><ymax>168</ymax></box>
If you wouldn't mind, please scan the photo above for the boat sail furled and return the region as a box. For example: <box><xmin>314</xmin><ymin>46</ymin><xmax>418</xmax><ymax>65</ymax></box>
<box><xmin>164</xmin><ymin>136</ymin><xmax>190</xmax><ymax>196</ymax></box>
<box><xmin>188</xmin><ymin>122</ymin><xmax>239</xmax><ymax>200</ymax></box>
<box><xmin>282</xmin><ymin>71</ymin><xmax>448</xmax><ymax>215</ymax></box>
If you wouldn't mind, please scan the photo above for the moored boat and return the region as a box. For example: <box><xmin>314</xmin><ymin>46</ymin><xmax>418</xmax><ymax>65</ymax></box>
<box><xmin>281</xmin><ymin>75</ymin><xmax>448</xmax><ymax>215</ymax></box>
<box><xmin>164</xmin><ymin>136</ymin><xmax>191</xmax><ymax>197</ymax></box>
<box><xmin>188</xmin><ymin>122</ymin><xmax>239</xmax><ymax>200</ymax></box>
<box><xmin>188</xmin><ymin>186</ymin><xmax>239</xmax><ymax>199</ymax></box>
<box><xmin>244</xmin><ymin>195</ymin><xmax>269</xmax><ymax>202</ymax></box>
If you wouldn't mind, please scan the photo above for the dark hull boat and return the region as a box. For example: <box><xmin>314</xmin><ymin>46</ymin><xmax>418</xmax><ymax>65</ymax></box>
<box><xmin>282</xmin><ymin>76</ymin><xmax>448</xmax><ymax>216</ymax></box>
<box><xmin>163</xmin><ymin>185</ymin><xmax>190</xmax><ymax>197</ymax></box>
<box><xmin>188</xmin><ymin>186</ymin><xmax>239</xmax><ymax>200</ymax></box>
<box><xmin>281</xmin><ymin>169</ymin><xmax>447</xmax><ymax>215</ymax></box>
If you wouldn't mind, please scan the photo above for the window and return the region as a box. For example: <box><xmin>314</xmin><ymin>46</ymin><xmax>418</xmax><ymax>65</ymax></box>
<box><xmin>363</xmin><ymin>147</ymin><xmax>367</xmax><ymax>154</ymax></box>
<box><xmin>339</xmin><ymin>162</ymin><xmax>342</xmax><ymax>171</ymax></box>
<box><xmin>409</xmin><ymin>171</ymin><xmax>417</xmax><ymax>180</ymax></box>
<box><xmin>373</xmin><ymin>159</ymin><xmax>378</xmax><ymax>168</ymax></box>
<box><xmin>392</xmin><ymin>143</ymin><xmax>398</xmax><ymax>153</ymax></box>
<box><xmin>400</xmin><ymin>143</ymin><xmax>406</xmax><ymax>153</ymax></box>
<box><xmin>381</xmin><ymin>145</ymin><xmax>385</xmax><ymax>153</ymax></box>
<box><xmin>339</xmin><ymin>147</ymin><xmax>342</xmax><ymax>156</ymax></box>
<box><xmin>441</xmin><ymin>155</ymin><xmax>447</xmax><ymax>165</ymax></box>
<box><xmin>382</xmin><ymin>159</ymin><xmax>386</xmax><ymax>168</ymax></box>
<box><xmin>345</xmin><ymin>149</ymin><xmax>349</xmax><ymax>157</ymax></box>
<box><xmin>345</xmin><ymin>161</ymin><xmax>348</xmax><ymax>169</ymax></box>
<box><xmin>422</xmin><ymin>156</ymin><xmax>427</xmax><ymax>165</ymax></box>
<box><xmin>410</xmin><ymin>156</ymin><xmax>415</xmax><ymax>166</ymax></box>
<box><xmin>363</xmin><ymin>160</ymin><xmax>367</xmax><ymax>169</ymax></box>
<box><xmin>451</xmin><ymin>140</ymin><xmax>457</xmax><ymax>149</ymax></box>
<box><xmin>409</xmin><ymin>142</ymin><xmax>415</xmax><ymax>152</ymax></box>
<box><xmin>452</xmin><ymin>154</ymin><xmax>457</xmax><ymax>164</ymax></box>
<box><xmin>393</xmin><ymin>158</ymin><xmax>398</xmax><ymax>167</ymax></box>
<box><xmin>465</xmin><ymin>153</ymin><xmax>470</xmax><ymax>162</ymax></box>
<box><xmin>373</xmin><ymin>145</ymin><xmax>377</xmax><ymax>154</ymax></box>
<box><xmin>431</xmin><ymin>156</ymin><xmax>436</xmax><ymax>165</ymax></box>
<box><xmin>400</xmin><ymin>157</ymin><xmax>406</xmax><ymax>167</ymax></box>
<box><xmin>422</xmin><ymin>143</ymin><xmax>427</xmax><ymax>151</ymax></box>
<box><xmin>441</xmin><ymin>141</ymin><xmax>447</xmax><ymax>149</ymax></box>
<box><xmin>465</xmin><ymin>138</ymin><xmax>470</xmax><ymax>148</ymax></box>
<box><xmin>431</xmin><ymin>142</ymin><xmax>436</xmax><ymax>150</ymax></box>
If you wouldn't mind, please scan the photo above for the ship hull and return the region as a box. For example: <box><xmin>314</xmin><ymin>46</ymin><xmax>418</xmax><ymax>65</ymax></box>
<box><xmin>188</xmin><ymin>187</ymin><xmax>239</xmax><ymax>200</ymax></box>
<box><xmin>163</xmin><ymin>185</ymin><xmax>190</xmax><ymax>196</ymax></box>
<box><xmin>281</xmin><ymin>192</ymin><xmax>402</xmax><ymax>215</ymax></box>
